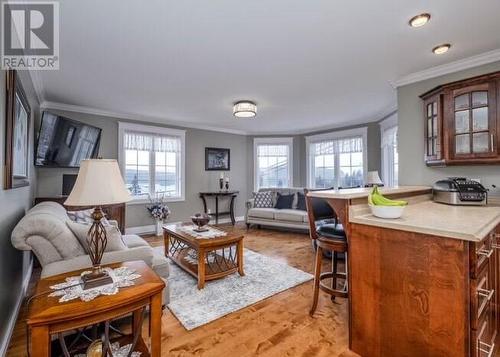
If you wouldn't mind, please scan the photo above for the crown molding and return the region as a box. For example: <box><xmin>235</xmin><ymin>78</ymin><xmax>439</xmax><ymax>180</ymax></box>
<box><xmin>391</xmin><ymin>48</ymin><xmax>500</xmax><ymax>88</ymax></box>
<box><xmin>40</xmin><ymin>101</ymin><xmax>249</xmax><ymax>135</ymax></box>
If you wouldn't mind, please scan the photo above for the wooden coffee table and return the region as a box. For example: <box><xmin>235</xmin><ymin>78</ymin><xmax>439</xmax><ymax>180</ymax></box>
<box><xmin>27</xmin><ymin>261</ymin><xmax>165</xmax><ymax>357</ymax></box>
<box><xmin>163</xmin><ymin>223</ymin><xmax>244</xmax><ymax>289</ymax></box>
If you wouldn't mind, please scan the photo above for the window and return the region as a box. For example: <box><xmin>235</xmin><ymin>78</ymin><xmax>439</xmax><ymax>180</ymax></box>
<box><xmin>254</xmin><ymin>138</ymin><xmax>293</xmax><ymax>190</ymax></box>
<box><xmin>118</xmin><ymin>123</ymin><xmax>185</xmax><ymax>202</ymax></box>
<box><xmin>306</xmin><ymin>128</ymin><xmax>367</xmax><ymax>189</ymax></box>
<box><xmin>381</xmin><ymin>125</ymin><xmax>398</xmax><ymax>187</ymax></box>
<box><xmin>380</xmin><ymin>114</ymin><xmax>398</xmax><ymax>187</ymax></box>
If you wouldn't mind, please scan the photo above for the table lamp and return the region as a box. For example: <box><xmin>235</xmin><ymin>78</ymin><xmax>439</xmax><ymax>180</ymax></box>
<box><xmin>65</xmin><ymin>159</ymin><xmax>131</xmax><ymax>289</ymax></box>
<box><xmin>365</xmin><ymin>171</ymin><xmax>384</xmax><ymax>187</ymax></box>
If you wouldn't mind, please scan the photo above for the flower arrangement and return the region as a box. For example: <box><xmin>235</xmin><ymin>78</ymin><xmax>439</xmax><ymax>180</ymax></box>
<box><xmin>146</xmin><ymin>194</ymin><xmax>171</xmax><ymax>221</ymax></box>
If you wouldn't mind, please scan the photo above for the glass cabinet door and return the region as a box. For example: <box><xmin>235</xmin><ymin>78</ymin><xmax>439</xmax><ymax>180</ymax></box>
<box><xmin>424</xmin><ymin>97</ymin><xmax>440</xmax><ymax>161</ymax></box>
<box><xmin>452</xmin><ymin>83</ymin><xmax>494</xmax><ymax>157</ymax></box>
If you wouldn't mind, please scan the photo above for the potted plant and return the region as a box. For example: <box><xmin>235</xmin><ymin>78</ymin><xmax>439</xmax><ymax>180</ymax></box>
<box><xmin>147</xmin><ymin>194</ymin><xmax>171</xmax><ymax>236</ymax></box>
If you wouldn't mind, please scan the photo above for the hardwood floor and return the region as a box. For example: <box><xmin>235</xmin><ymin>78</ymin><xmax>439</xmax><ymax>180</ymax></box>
<box><xmin>7</xmin><ymin>224</ymin><xmax>357</xmax><ymax>357</ymax></box>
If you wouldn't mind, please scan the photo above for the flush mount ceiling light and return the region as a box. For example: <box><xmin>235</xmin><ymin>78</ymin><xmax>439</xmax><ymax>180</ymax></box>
<box><xmin>432</xmin><ymin>43</ymin><xmax>451</xmax><ymax>55</ymax></box>
<box><xmin>409</xmin><ymin>13</ymin><xmax>431</xmax><ymax>27</ymax></box>
<box><xmin>233</xmin><ymin>101</ymin><xmax>257</xmax><ymax>118</ymax></box>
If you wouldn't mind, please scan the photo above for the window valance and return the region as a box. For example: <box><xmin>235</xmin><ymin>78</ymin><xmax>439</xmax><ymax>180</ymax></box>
<box><xmin>123</xmin><ymin>131</ymin><xmax>181</xmax><ymax>152</ymax></box>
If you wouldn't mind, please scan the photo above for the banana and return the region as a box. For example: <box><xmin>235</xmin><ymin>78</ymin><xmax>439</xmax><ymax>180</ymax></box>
<box><xmin>368</xmin><ymin>186</ymin><xmax>408</xmax><ymax>206</ymax></box>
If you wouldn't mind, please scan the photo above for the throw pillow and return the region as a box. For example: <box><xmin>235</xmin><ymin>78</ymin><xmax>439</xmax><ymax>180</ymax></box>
<box><xmin>296</xmin><ymin>192</ymin><xmax>307</xmax><ymax>211</ymax></box>
<box><xmin>254</xmin><ymin>191</ymin><xmax>274</xmax><ymax>208</ymax></box>
<box><xmin>67</xmin><ymin>221</ymin><xmax>127</xmax><ymax>253</ymax></box>
<box><xmin>67</xmin><ymin>209</ymin><xmax>110</xmax><ymax>226</ymax></box>
<box><xmin>274</xmin><ymin>193</ymin><xmax>295</xmax><ymax>209</ymax></box>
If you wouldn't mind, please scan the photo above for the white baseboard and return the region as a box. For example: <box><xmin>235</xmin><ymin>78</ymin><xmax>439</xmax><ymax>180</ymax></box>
<box><xmin>125</xmin><ymin>216</ymin><xmax>245</xmax><ymax>235</ymax></box>
<box><xmin>0</xmin><ymin>260</ymin><xmax>33</xmax><ymax>357</ymax></box>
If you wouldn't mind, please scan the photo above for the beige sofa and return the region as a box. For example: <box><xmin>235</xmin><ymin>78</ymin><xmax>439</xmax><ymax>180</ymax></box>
<box><xmin>246</xmin><ymin>188</ymin><xmax>309</xmax><ymax>231</ymax></box>
<box><xmin>11</xmin><ymin>201</ymin><xmax>170</xmax><ymax>303</ymax></box>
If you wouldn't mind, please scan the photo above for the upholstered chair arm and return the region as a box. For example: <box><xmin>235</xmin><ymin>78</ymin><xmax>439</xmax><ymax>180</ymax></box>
<box><xmin>246</xmin><ymin>198</ymin><xmax>255</xmax><ymax>209</ymax></box>
<box><xmin>11</xmin><ymin>212</ymin><xmax>86</xmax><ymax>266</ymax></box>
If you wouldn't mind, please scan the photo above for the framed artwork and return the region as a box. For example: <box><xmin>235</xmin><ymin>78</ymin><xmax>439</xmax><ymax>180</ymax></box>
<box><xmin>205</xmin><ymin>147</ymin><xmax>230</xmax><ymax>171</ymax></box>
<box><xmin>5</xmin><ymin>70</ymin><xmax>31</xmax><ymax>189</ymax></box>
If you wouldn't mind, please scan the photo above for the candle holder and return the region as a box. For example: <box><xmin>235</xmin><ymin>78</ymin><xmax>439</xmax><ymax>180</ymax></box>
<box><xmin>219</xmin><ymin>178</ymin><xmax>224</xmax><ymax>191</ymax></box>
<box><xmin>225</xmin><ymin>181</ymin><xmax>229</xmax><ymax>191</ymax></box>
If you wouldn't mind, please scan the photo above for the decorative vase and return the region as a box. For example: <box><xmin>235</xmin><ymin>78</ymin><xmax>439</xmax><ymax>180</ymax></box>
<box><xmin>219</xmin><ymin>178</ymin><xmax>224</xmax><ymax>190</ymax></box>
<box><xmin>155</xmin><ymin>219</ymin><xmax>163</xmax><ymax>236</ymax></box>
<box><xmin>225</xmin><ymin>182</ymin><xmax>229</xmax><ymax>191</ymax></box>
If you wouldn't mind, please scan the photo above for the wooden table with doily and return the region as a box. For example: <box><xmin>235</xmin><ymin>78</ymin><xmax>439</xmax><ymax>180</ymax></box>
<box><xmin>163</xmin><ymin>223</ymin><xmax>245</xmax><ymax>289</ymax></box>
<box><xmin>26</xmin><ymin>261</ymin><xmax>165</xmax><ymax>357</ymax></box>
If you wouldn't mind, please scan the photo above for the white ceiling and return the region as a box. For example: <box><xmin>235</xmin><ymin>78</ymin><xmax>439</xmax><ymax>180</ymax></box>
<box><xmin>36</xmin><ymin>0</ymin><xmax>500</xmax><ymax>134</ymax></box>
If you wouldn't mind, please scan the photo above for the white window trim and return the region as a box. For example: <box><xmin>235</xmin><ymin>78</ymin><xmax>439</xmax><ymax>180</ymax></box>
<box><xmin>305</xmin><ymin>127</ymin><xmax>368</xmax><ymax>189</ymax></box>
<box><xmin>118</xmin><ymin>122</ymin><xmax>186</xmax><ymax>204</ymax></box>
<box><xmin>379</xmin><ymin>113</ymin><xmax>398</xmax><ymax>186</ymax></box>
<box><xmin>253</xmin><ymin>137</ymin><xmax>294</xmax><ymax>191</ymax></box>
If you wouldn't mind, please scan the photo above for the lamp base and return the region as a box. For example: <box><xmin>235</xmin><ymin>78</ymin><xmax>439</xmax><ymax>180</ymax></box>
<box><xmin>81</xmin><ymin>269</ymin><xmax>113</xmax><ymax>290</ymax></box>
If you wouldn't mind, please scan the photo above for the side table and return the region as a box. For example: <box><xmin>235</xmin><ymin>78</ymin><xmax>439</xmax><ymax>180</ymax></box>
<box><xmin>199</xmin><ymin>190</ymin><xmax>239</xmax><ymax>225</ymax></box>
<box><xmin>27</xmin><ymin>261</ymin><xmax>165</xmax><ymax>357</ymax></box>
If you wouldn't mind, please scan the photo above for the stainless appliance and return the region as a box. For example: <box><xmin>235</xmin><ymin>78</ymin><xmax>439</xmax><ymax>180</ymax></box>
<box><xmin>433</xmin><ymin>177</ymin><xmax>487</xmax><ymax>206</ymax></box>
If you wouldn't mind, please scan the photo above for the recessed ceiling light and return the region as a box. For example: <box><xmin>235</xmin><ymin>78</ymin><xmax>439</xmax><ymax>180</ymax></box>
<box><xmin>233</xmin><ymin>101</ymin><xmax>257</xmax><ymax>118</ymax></box>
<box><xmin>409</xmin><ymin>13</ymin><xmax>431</xmax><ymax>27</ymax></box>
<box><xmin>432</xmin><ymin>44</ymin><xmax>451</xmax><ymax>55</ymax></box>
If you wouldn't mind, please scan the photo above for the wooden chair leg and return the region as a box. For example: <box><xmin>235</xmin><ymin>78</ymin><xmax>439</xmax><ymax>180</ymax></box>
<box><xmin>310</xmin><ymin>245</ymin><xmax>323</xmax><ymax>316</ymax></box>
<box><xmin>331</xmin><ymin>252</ymin><xmax>338</xmax><ymax>302</ymax></box>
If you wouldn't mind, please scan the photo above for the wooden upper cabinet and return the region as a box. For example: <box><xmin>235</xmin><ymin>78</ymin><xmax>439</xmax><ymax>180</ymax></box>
<box><xmin>421</xmin><ymin>71</ymin><xmax>500</xmax><ymax>166</ymax></box>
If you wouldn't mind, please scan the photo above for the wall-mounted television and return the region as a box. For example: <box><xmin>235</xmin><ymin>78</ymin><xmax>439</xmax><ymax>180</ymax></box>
<box><xmin>35</xmin><ymin>111</ymin><xmax>102</xmax><ymax>168</ymax></box>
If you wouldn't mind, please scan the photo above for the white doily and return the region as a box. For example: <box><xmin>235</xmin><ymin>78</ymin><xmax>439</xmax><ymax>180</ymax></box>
<box><xmin>177</xmin><ymin>225</ymin><xmax>228</xmax><ymax>239</ymax></box>
<box><xmin>49</xmin><ymin>267</ymin><xmax>141</xmax><ymax>303</ymax></box>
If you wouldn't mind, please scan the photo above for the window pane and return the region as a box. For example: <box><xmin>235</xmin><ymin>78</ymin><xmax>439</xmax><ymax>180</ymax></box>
<box><xmin>137</xmin><ymin>151</ymin><xmax>149</xmax><ymax>165</ymax></box>
<box><xmin>339</xmin><ymin>153</ymin><xmax>350</xmax><ymax>166</ymax></box>
<box><xmin>455</xmin><ymin>94</ymin><xmax>469</xmax><ymax>111</ymax></box>
<box><xmin>155</xmin><ymin>151</ymin><xmax>166</xmax><ymax>165</ymax></box>
<box><xmin>472</xmin><ymin>91</ymin><xmax>488</xmax><ymax>107</ymax></box>
<box><xmin>256</xmin><ymin>143</ymin><xmax>290</xmax><ymax>189</ymax></box>
<box><xmin>125</xmin><ymin>150</ymin><xmax>137</xmax><ymax>165</ymax></box>
<box><xmin>472</xmin><ymin>132</ymin><xmax>490</xmax><ymax>153</ymax></box>
<box><xmin>351</xmin><ymin>152</ymin><xmax>362</xmax><ymax>166</ymax></box>
<box><xmin>472</xmin><ymin>107</ymin><xmax>488</xmax><ymax>131</ymax></box>
<box><xmin>455</xmin><ymin>134</ymin><xmax>470</xmax><ymax>154</ymax></box>
<box><xmin>166</xmin><ymin>152</ymin><xmax>176</xmax><ymax>166</ymax></box>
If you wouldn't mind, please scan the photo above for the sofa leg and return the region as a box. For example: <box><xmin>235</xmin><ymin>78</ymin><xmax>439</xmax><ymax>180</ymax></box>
<box><xmin>257</xmin><ymin>224</ymin><xmax>261</xmax><ymax>229</ymax></box>
<box><xmin>246</xmin><ymin>223</ymin><xmax>250</xmax><ymax>229</ymax></box>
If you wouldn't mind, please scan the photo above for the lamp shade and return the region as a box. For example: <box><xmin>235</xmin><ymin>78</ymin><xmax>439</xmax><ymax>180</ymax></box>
<box><xmin>366</xmin><ymin>171</ymin><xmax>383</xmax><ymax>185</ymax></box>
<box><xmin>64</xmin><ymin>159</ymin><xmax>131</xmax><ymax>206</ymax></box>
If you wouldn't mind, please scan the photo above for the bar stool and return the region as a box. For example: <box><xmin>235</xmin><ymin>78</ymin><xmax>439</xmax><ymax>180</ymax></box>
<box><xmin>304</xmin><ymin>188</ymin><xmax>348</xmax><ymax>316</ymax></box>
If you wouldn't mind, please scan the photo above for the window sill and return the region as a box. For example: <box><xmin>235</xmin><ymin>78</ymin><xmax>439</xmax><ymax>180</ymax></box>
<box><xmin>126</xmin><ymin>197</ymin><xmax>185</xmax><ymax>205</ymax></box>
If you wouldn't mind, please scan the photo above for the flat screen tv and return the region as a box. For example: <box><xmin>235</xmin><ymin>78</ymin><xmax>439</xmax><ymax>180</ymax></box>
<box><xmin>35</xmin><ymin>112</ymin><xmax>102</xmax><ymax>167</ymax></box>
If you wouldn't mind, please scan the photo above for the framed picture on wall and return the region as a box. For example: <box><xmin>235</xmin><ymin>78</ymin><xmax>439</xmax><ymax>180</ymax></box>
<box><xmin>4</xmin><ymin>70</ymin><xmax>31</xmax><ymax>189</ymax></box>
<box><xmin>205</xmin><ymin>147</ymin><xmax>230</xmax><ymax>171</ymax></box>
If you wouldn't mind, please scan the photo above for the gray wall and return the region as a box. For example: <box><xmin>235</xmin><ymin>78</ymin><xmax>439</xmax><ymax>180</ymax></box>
<box><xmin>398</xmin><ymin>61</ymin><xmax>500</xmax><ymax>195</ymax></box>
<box><xmin>35</xmin><ymin>110</ymin><xmax>250</xmax><ymax>228</ymax></box>
<box><xmin>247</xmin><ymin>121</ymin><xmax>382</xmax><ymax>194</ymax></box>
<box><xmin>0</xmin><ymin>70</ymin><xmax>39</xmax><ymax>355</ymax></box>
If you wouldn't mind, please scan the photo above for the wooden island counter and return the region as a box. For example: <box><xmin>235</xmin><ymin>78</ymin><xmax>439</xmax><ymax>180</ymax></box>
<box><xmin>307</xmin><ymin>186</ymin><xmax>500</xmax><ymax>357</ymax></box>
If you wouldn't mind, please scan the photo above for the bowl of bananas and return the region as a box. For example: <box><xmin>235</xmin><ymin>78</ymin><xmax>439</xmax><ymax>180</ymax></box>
<box><xmin>368</xmin><ymin>186</ymin><xmax>407</xmax><ymax>219</ymax></box>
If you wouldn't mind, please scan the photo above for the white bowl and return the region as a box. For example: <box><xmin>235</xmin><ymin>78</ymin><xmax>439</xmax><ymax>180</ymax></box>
<box><xmin>369</xmin><ymin>204</ymin><xmax>405</xmax><ymax>219</ymax></box>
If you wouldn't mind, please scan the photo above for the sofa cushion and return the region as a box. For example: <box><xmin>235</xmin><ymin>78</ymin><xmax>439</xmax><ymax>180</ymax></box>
<box><xmin>152</xmin><ymin>250</ymin><xmax>170</xmax><ymax>278</ymax></box>
<box><xmin>274</xmin><ymin>209</ymin><xmax>307</xmax><ymax>223</ymax></box>
<box><xmin>254</xmin><ymin>191</ymin><xmax>274</xmax><ymax>208</ymax></box>
<box><xmin>122</xmin><ymin>234</ymin><xmax>150</xmax><ymax>248</ymax></box>
<box><xmin>274</xmin><ymin>193</ymin><xmax>295</xmax><ymax>209</ymax></box>
<box><xmin>248</xmin><ymin>208</ymin><xmax>276</xmax><ymax>220</ymax></box>
<box><xmin>67</xmin><ymin>221</ymin><xmax>127</xmax><ymax>253</ymax></box>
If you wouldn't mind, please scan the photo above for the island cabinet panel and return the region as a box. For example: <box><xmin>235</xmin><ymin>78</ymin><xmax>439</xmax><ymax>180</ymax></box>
<box><xmin>420</xmin><ymin>71</ymin><xmax>500</xmax><ymax>166</ymax></box>
<box><xmin>349</xmin><ymin>223</ymin><xmax>500</xmax><ymax>357</ymax></box>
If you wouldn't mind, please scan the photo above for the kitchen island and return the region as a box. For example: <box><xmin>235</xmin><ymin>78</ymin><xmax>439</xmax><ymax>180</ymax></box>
<box><xmin>307</xmin><ymin>186</ymin><xmax>500</xmax><ymax>357</ymax></box>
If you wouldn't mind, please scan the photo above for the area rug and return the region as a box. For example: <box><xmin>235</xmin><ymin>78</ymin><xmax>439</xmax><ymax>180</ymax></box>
<box><xmin>154</xmin><ymin>247</ymin><xmax>313</xmax><ymax>330</ymax></box>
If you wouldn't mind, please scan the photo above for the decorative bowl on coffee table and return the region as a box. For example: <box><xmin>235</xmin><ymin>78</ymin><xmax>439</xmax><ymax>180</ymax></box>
<box><xmin>191</xmin><ymin>213</ymin><xmax>210</xmax><ymax>232</ymax></box>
